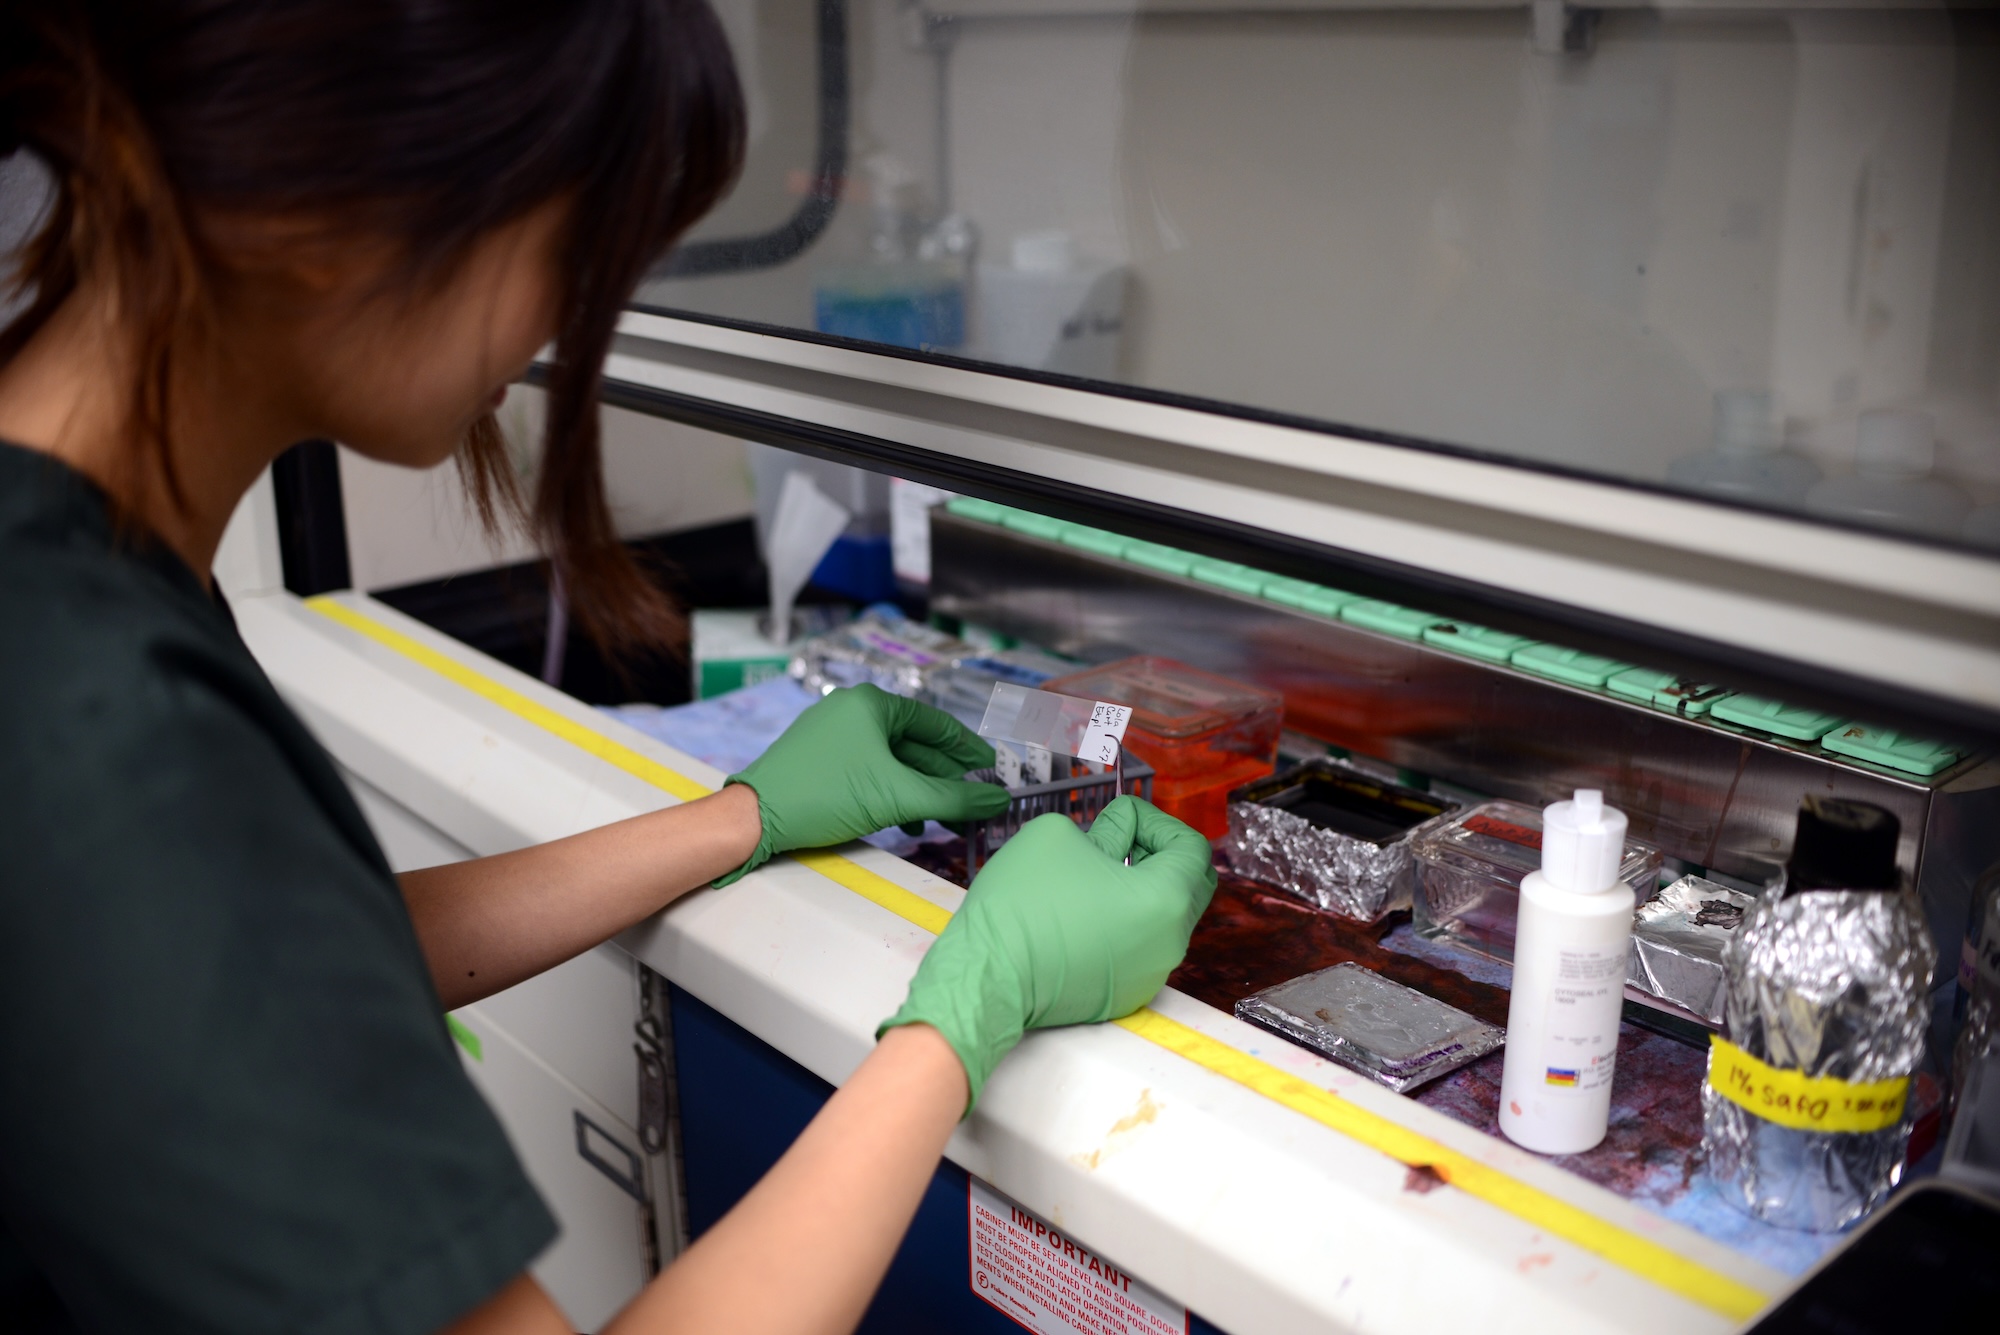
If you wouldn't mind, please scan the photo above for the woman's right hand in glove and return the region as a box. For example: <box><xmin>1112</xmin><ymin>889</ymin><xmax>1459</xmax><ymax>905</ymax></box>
<box><xmin>877</xmin><ymin>796</ymin><xmax>1217</xmax><ymax>1109</ymax></box>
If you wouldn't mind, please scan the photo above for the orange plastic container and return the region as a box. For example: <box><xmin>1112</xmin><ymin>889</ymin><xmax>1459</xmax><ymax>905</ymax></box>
<box><xmin>1044</xmin><ymin>657</ymin><xmax>1282</xmax><ymax>838</ymax></box>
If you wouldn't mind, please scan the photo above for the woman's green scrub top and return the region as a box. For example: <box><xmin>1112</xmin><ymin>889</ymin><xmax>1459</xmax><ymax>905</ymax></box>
<box><xmin>0</xmin><ymin>443</ymin><xmax>554</xmax><ymax>1333</ymax></box>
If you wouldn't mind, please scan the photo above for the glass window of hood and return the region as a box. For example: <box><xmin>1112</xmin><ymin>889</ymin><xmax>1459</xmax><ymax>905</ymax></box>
<box><xmin>634</xmin><ymin>1</ymin><xmax>2000</xmax><ymax>552</ymax></box>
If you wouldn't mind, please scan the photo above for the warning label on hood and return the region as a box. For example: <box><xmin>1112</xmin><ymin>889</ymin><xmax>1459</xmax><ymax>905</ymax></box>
<box><xmin>969</xmin><ymin>1176</ymin><xmax>1187</xmax><ymax>1335</ymax></box>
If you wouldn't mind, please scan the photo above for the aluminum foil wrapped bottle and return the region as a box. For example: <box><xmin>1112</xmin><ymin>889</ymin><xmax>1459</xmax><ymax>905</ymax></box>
<box><xmin>1702</xmin><ymin>797</ymin><xmax>1934</xmax><ymax>1231</ymax></box>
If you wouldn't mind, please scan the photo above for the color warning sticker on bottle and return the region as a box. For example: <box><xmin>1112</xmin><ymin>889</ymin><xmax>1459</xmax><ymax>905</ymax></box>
<box><xmin>1542</xmin><ymin>945</ymin><xmax>1625</xmax><ymax>1093</ymax></box>
<box><xmin>1706</xmin><ymin>1036</ymin><xmax>1910</xmax><ymax>1134</ymax></box>
<box><xmin>970</xmin><ymin>1177</ymin><xmax>1187</xmax><ymax>1335</ymax></box>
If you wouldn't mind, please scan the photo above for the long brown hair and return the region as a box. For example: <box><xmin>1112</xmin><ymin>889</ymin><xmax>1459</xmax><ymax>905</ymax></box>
<box><xmin>0</xmin><ymin>0</ymin><xmax>745</xmax><ymax>652</ymax></box>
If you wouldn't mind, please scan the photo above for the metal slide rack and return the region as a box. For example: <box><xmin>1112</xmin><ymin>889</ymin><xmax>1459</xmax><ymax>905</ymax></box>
<box><xmin>964</xmin><ymin>753</ymin><xmax>1154</xmax><ymax>875</ymax></box>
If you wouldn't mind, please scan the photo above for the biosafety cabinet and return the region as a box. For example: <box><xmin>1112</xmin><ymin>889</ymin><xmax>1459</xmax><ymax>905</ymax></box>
<box><xmin>222</xmin><ymin>3</ymin><xmax>2000</xmax><ymax>1332</ymax></box>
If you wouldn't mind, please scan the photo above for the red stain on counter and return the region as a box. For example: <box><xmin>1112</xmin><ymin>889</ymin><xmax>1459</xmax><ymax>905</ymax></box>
<box><xmin>912</xmin><ymin>837</ymin><xmax>1947</xmax><ymax>1220</ymax></box>
<box><xmin>1170</xmin><ymin>865</ymin><xmax>1715</xmax><ymax>1207</ymax></box>
<box><xmin>1167</xmin><ymin>871</ymin><xmax>1512</xmax><ymax>1027</ymax></box>
<box><xmin>1402</xmin><ymin>1164</ymin><xmax>1448</xmax><ymax>1195</ymax></box>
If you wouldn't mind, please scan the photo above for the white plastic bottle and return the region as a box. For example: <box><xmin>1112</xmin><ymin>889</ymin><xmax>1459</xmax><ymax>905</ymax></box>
<box><xmin>1499</xmin><ymin>790</ymin><xmax>1635</xmax><ymax>1154</ymax></box>
<box><xmin>974</xmin><ymin>230</ymin><xmax>1128</xmax><ymax>378</ymax></box>
<box><xmin>1666</xmin><ymin>388</ymin><xmax>1821</xmax><ymax>505</ymax></box>
<box><xmin>1804</xmin><ymin>409</ymin><xmax>1971</xmax><ymax>540</ymax></box>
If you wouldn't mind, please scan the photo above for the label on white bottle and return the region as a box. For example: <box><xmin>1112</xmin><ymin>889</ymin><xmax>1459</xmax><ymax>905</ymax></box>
<box><xmin>1540</xmin><ymin>946</ymin><xmax>1625</xmax><ymax>1092</ymax></box>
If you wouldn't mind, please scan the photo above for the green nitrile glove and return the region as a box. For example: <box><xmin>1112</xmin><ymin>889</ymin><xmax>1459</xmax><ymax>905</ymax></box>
<box><xmin>715</xmin><ymin>684</ymin><xmax>1009</xmax><ymax>887</ymax></box>
<box><xmin>880</xmin><ymin>796</ymin><xmax>1218</xmax><ymax>1110</ymax></box>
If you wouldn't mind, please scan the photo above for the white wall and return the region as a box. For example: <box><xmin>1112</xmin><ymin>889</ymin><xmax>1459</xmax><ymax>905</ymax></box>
<box><xmin>213</xmin><ymin>467</ymin><xmax>285</xmax><ymax>601</ymax></box>
<box><xmin>644</xmin><ymin>0</ymin><xmax>1999</xmax><ymax>508</ymax></box>
<box><xmin>339</xmin><ymin>385</ymin><xmax>755</xmax><ymax>592</ymax></box>
<box><xmin>1769</xmin><ymin>12</ymin><xmax>1958</xmax><ymax>451</ymax></box>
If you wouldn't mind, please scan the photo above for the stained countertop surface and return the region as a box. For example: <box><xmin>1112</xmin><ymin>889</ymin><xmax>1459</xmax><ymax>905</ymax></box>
<box><xmin>605</xmin><ymin>685</ymin><xmax>1901</xmax><ymax>1277</ymax></box>
<box><xmin>1168</xmin><ymin>870</ymin><xmax>1939</xmax><ymax>1276</ymax></box>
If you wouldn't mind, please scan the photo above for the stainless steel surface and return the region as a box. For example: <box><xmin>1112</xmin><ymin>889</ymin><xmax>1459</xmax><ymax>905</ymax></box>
<box><xmin>930</xmin><ymin>510</ymin><xmax>1999</xmax><ymax>977</ymax></box>
<box><xmin>1943</xmin><ymin>1036</ymin><xmax>2000</xmax><ymax>1200</ymax></box>
<box><xmin>1628</xmin><ymin>875</ymin><xmax>1761</xmax><ymax>1027</ymax></box>
<box><xmin>1920</xmin><ymin>763</ymin><xmax>2000</xmax><ymax>1008</ymax></box>
<box><xmin>1953</xmin><ymin>869</ymin><xmax>2000</xmax><ymax>1119</ymax></box>
<box><xmin>963</xmin><ymin>753</ymin><xmax>1154</xmax><ymax>875</ymax></box>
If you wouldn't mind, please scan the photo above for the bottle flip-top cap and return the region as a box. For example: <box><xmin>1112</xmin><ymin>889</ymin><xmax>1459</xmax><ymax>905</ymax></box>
<box><xmin>1785</xmin><ymin>795</ymin><xmax>1900</xmax><ymax>893</ymax></box>
<box><xmin>1541</xmin><ymin>789</ymin><xmax>1629</xmax><ymax>893</ymax></box>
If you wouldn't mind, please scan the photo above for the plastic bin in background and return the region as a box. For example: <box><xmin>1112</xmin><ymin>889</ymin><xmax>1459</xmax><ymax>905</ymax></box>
<box><xmin>1044</xmin><ymin>656</ymin><xmax>1282</xmax><ymax>838</ymax></box>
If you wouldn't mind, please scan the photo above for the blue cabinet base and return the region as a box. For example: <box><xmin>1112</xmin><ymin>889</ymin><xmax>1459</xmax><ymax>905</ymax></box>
<box><xmin>670</xmin><ymin>986</ymin><xmax>1228</xmax><ymax>1333</ymax></box>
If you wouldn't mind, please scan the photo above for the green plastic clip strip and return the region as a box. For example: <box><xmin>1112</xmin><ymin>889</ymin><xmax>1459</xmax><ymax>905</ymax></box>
<box><xmin>1189</xmin><ymin>559</ymin><xmax>1268</xmax><ymax>595</ymax></box>
<box><xmin>1259</xmin><ymin>576</ymin><xmax>1318</xmax><ymax>607</ymax></box>
<box><xmin>1819</xmin><ymin>724</ymin><xmax>1961</xmax><ymax>777</ymax></box>
<box><xmin>1709</xmin><ymin>695</ymin><xmax>1850</xmax><ymax>742</ymax></box>
<box><xmin>1000</xmin><ymin>508</ymin><xmax>1068</xmax><ymax>541</ymax></box>
<box><xmin>944</xmin><ymin>496</ymin><xmax>1007</xmax><ymax>524</ymax></box>
<box><xmin>1510</xmin><ymin>644</ymin><xmax>1632</xmax><ymax>689</ymax></box>
<box><xmin>1058</xmin><ymin>523</ymin><xmax>1130</xmax><ymax>557</ymax></box>
<box><xmin>1605</xmin><ymin>669</ymin><xmax>1732</xmax><ymax>718</ymax></box>
<box><xmin>1260</xmin><ymin>578</ymin><xmax>1354</xmax><ymax>616</ymax></box>
<box><xmin>944</xmin><ymin>508</ymin><xmax>1938</xmax><ymax>768</ymax></box>
<box><xmin>1340</xmin><ymin>600</ymin><xmax>1439</xmax><ymax>640</ymax></box>
<box><xmin>1422</xmin><ymin>622</ymin><xmax>1536</xmax><ymax>664</ymax></box>
<box><xmin>1124</xmin><ymin>541</ymin><xmax>1200</xmax><ymax>576</ymax></box>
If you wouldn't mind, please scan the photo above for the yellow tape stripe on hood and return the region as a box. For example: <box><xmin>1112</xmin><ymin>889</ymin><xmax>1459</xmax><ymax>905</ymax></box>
<box><xmin>794</xmin><ymin>848</ymin><xmax>955</xmax><ymax>936</ymax></box>
<box><xmin>309</xmin><ymin>597</ymin><xmax>714</xmax><ymax>803</ymax></box>
<box><xmin>304</xmin><ymin>595</ymin><xmax>1769</xmax><ymax>1323</ymax></box>
<box><xmin>1115</xmin><ymin>1008</ymin><xmax>1766</xmax><ymax>1320</ymax></box>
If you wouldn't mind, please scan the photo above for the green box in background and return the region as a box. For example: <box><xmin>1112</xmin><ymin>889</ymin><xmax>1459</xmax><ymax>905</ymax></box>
<box><xmin>691</xmin><ymin>608</ymin><xmax>819</xmax><ymax>699</ymax></box>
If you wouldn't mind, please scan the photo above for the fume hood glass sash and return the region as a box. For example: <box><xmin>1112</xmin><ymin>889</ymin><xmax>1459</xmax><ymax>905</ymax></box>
<box><xmin>596</xmin><ymin>310</ymin><xmax>2000</xmax><ymax>738</ymax></box>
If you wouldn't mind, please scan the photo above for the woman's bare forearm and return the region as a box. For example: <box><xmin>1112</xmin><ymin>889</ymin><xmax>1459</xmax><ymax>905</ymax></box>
<box><xmin>609</xmin><ymin>1023</ymin><xmax>968</xmax><ymax>1335</ymax></box>
<box><xmin>403</xmin><ymin>784</ymin><xmax>762</xmax><ymax>1009</ymax></box>
<box><xmin>443</xmin><ymin>1025</ymin><xmax>967</xmax><ymax>1335</ymax></box>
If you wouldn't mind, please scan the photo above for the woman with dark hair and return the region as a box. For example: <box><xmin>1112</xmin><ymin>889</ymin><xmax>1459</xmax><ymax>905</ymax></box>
<box><xmin>0</xmin><ymin>3</ymin><xmax>1216</xmax><ymax>1332</ymax></box>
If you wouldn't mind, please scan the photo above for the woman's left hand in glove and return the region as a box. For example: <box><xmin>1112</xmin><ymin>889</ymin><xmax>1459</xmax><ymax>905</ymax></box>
<box><xmin>713</xmin><ymin>684</ymin><xmax>1010</xmax><ymax>887</ymax></box>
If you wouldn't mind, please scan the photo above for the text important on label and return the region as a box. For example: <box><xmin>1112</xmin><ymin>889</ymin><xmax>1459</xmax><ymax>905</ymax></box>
<box><xmin>1706</xmin><ymin>1037</ymin><xmax>1910</xmax><ymax>1134</ymax></box>
<box><xmin>969</xmin><ymin>1177</ymin><xmax>1186</xmax><ymax>1335</ymax></box>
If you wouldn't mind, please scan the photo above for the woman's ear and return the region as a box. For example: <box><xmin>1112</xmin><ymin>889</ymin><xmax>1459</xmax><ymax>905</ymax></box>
<box><xmin>200</xmin><ymin>210</ymin><xmax>397</xmax><ymax>314</ymax></box>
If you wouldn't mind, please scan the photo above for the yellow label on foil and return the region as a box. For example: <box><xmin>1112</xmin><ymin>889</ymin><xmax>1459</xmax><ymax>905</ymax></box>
<box><xmin>1706</xmin><ymin>1036</ymin><xmax>1908</xmax><ymax>1133</ymax></box>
